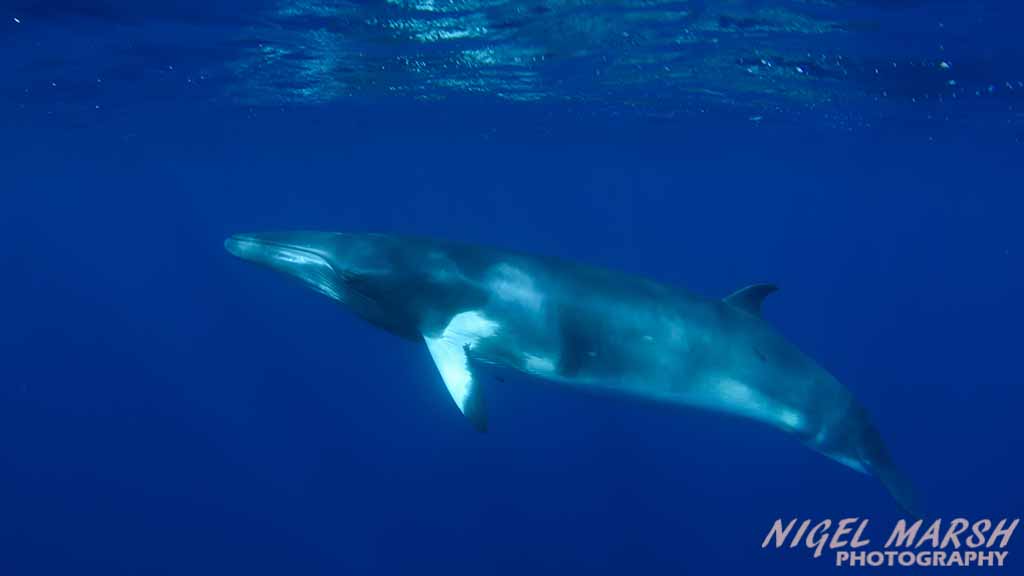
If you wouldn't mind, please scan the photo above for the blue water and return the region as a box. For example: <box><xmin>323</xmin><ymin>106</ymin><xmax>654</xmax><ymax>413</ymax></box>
<box><xmin>2</xmin><ymin>2</ymin><xmax>1022</xmax><ymax>574</ymax></box>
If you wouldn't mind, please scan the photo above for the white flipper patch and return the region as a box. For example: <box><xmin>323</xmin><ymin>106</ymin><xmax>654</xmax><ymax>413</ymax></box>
<box><xmin>423</xmin><ymin>311</ymin><xmax>499</xmax><ymax>431</ymax></box>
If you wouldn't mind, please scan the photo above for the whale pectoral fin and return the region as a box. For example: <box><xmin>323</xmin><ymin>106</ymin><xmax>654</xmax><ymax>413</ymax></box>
<box><xmin>724</xmin><ymin>283</ymin><xmax>778</xmax><ymax>316</ymax></box>
<box><xmin>424</xmin><ymin>335</ymin><xmax>487</xmax><ymax>432</ymax></box>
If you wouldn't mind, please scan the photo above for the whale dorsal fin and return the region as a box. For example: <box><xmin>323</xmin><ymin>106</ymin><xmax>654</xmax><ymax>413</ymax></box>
<box><xmin>423</xmin><ymin>311</ymin><xmax>498</xmax><ymax>432</ymax></box>
<box><xmin>724</xmin><ymin>283</ymin><xmax>778</xmax><ymax>316</ymax></box>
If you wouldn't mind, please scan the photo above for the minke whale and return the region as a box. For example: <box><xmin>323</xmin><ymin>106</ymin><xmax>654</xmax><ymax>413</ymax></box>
<box><xmin>224</xmin><ymin>231</ymin><xmax>915</xmax><ymax>512</ymax></box>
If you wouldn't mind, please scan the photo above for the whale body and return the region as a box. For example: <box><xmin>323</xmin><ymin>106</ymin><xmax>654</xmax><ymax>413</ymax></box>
<box><xmin>224</xmin><ymin>231</ymin><xmax>914</xmax><ymax>511</ymax></box>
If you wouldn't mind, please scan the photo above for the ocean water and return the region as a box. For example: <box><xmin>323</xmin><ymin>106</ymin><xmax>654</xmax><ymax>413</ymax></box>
<box><xmin>2</xmin><ymin>1</ymin><xmax>1021</xmax><ymax>574</ymax></box>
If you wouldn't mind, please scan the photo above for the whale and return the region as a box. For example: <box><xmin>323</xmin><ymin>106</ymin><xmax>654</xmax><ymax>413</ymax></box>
<box><xmin>224</xmin><ymin>231</ymin><xmax>915</xmax><ymax>512</ymax></box>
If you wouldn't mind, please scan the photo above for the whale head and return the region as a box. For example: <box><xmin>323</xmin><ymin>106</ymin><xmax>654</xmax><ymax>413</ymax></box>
<box><xmin>224</xmin><ymin>231</ymin><xmax>356</xmax><ymax>301</ymax></box>
<box><xmin>224</xmin><ymin>231</ymin><xmax>429</xmax><ymax>339</ymax></box>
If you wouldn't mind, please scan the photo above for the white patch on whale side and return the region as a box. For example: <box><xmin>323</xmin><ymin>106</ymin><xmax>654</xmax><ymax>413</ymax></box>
<box><xmin>424</xmin><ymin>310</ymin><xmax>499</xmax><ymax>411</ymax></box>
<box><xmin>778</xmin><ymin>409</ymin><xmax>804</xmax><ymax>431</ymax></box>
<box><xmin>523</xmin><ymin>353</ymin><xmax>557</xmax><ymax>376</ymax></box>
<box><xmin>830</xmin><ymin>453</ymin><xmax>868</xmax><ymax>474</ymax></box>
<box><xmin>716</xmin><ymin>377</ymin><xmax>806</xmax><ymax>433</ymax></box>
<box><xmin>487</xmin><ymin>263</ymin><xmax>544</xmax><ymax>312</ymax></box>
<box><xmin>718</xmin><ymin>378</ymin><xmax>758</xmax><ymax>405</ymax></box>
